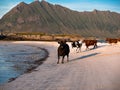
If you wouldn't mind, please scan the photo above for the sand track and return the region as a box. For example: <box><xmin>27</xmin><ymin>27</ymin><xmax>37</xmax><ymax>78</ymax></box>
<box><xmin>0</xmin><ymin>41</ymin><xmax>120</xmax><ymax>90</ymax></box>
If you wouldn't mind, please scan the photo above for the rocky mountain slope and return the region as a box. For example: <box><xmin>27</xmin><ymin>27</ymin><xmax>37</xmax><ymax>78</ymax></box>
<box><xmin>0</xmin><ymin>1</ymin><xmax>120</xmax><ymax>38</ymax></box>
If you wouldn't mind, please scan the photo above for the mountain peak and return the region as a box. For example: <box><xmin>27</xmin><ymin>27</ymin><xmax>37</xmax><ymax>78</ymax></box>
<box><xmin>41</xmin><ymin>0</ymin><xmax>49</xmax><ymax>4</ymax></box>
<box><xmin>13</xmin><ymin>2</ymin><xmax>29</xmax><ymax>13</ymax></box>
<box><xmin>41</xmin><ymin>0</ymin><xmax>46</xmax><ymax>2</ymax></box>
<box><xmin>18</xmin><ymin>2</ymin><xmax>28</xmax><ymax>6</ymax></box>
<box><xmin>31</xmin><ymin>0</ymin><xmax>40</xmax><ymax>4</ymax></box>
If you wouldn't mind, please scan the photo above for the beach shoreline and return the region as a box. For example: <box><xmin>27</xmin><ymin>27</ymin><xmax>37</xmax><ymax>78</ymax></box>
<box><xmin>25</xmin><ymin>47</ymin><xmax>49</xmax><ymax>73</ymax></box>
<box><xmin>0</xmin><ymin>41</ymin><xmax>49</xmax><ymax>84</ymax></box>
<box><xmin>0</xmin><ymin>41</ymin><xmax>120</xmax><ymax>90</ymax></box>
<box><xmin>8</xmin><ymin>48</ymin><xmax>49</xmax><ymax>83</ymax></box>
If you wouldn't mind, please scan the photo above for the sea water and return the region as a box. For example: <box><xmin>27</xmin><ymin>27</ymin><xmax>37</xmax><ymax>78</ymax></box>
<box><xmin>0</xmin><ymin>42</ymin><xmax>47</xmax><ymax>84</ymax></box>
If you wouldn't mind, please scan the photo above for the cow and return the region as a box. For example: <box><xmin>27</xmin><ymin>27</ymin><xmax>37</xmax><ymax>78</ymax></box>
<box><xmin>82</xmin><ymin>40</ymin><xmax>97</xmax><ymax>50</ymax></box>
<box><xmin>106</xmin><ymin>38</ymin><xmax>118</xmax><ymax>44</ymax></box>
<box><xmin>57</xmin><ymin>40</ymin><xmax>70</xmax><ymax>64</ymax></box>
<box><xmin>71</xmin><ymin>41</ymin><xmax>76</xmax><ymax>48</ymax></box>
<box><xmin>118</xmin><ymin>38</ymin><xmax>120</xmax><ymax>42</ymax></box>
<box><xmin>71</xmin><ymin>40</ymin><xmax>82</xmax><ymax>53</ymax></box>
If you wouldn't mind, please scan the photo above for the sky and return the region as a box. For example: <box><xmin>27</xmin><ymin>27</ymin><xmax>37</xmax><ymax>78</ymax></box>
<box><xmin>0</xmin><ymin>0</ymin><xmax>120</xmax><ymax>18</ymax></box>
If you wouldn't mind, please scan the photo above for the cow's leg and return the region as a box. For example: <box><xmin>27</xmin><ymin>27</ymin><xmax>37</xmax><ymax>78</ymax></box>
<box><xmin>76</xmin><ymin>47</ymin><xmax>80</xmax><ymax>53</ymax></box>
<box><xmin>93</xmin><ymin>45</ymin><xmax>95</xmax><ymax>49</ymax></box>
<box><xmin>67</xmin><ymin>54</ymin><xmax>69</xmax><ymax>62</ymax></box>
<box><xmin>62</xmin><ymin>56</ymin><xmax>64</xmax><ymax>64</ymax></box>
<box><xmin>95</xmin><ymin>43</ymin><xmax>97</xmax><ymax>48</ymax></box>
<box><xmin>78</xmin><ymin>44</ymin><xmax>82</xmax><ymax>52</ymax></box>
<box><xmin>86</xmin><ymin>46</ymin><xmax>89</xmax><ymax>50</ymax></box>
<box><xmin>96</xmin><ymin>43</ymin><xmax>97</xmax><ymax>48</ymax></box>
<box><xmin>79</xmin><ymin>47</ymin><xmax>81</xmax><ymax>52</ymax></box>
<box><xmin>57</xmin><ymin>56</ymin><xmax>60</xmax><ymax>64</ymax></box>
<box><xmin>76</xmin><ymin>47</ymin><xmax>79</xmax><ymax>53</ymax></box>
<box><xmin>94</xmin><ymin>43</ymin><xmax>97</xmax><ymax>48</ymax></box>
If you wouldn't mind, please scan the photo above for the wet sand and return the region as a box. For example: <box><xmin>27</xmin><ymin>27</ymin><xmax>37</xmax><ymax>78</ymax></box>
<box><xmin>0</xmin><ymin>41</ymin><xmax>49</xmax><ymax>84</ymax></box>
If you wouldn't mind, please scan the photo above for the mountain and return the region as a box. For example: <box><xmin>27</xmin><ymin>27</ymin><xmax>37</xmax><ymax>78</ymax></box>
<box><xmin>0</xmin><ymin>1</ymin><xmax>120</xmax><ymax>38</ymax></box>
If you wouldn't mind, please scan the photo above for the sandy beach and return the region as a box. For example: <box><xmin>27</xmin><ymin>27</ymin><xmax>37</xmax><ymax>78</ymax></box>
<box><xmin>0</xmin><ymin>41</ymin><xmax>120</xmax><ymax>90</ymax></box>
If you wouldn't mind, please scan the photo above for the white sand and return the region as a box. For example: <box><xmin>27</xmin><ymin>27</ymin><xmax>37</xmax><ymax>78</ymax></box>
<box><xmin>0</xmin><ymin>41</ymin><xmax>120</xmax><ymax>90</ymax></box>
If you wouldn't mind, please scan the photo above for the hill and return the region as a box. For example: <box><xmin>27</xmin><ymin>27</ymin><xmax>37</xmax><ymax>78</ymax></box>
<box><xmin>0</xmin><ymin>1</ymin><xmax>120</xmax><ymax>38</ymax></box>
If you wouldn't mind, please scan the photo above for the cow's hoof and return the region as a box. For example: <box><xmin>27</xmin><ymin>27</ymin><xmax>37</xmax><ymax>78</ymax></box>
<box><xmin>57</xmin><ymin>62</ymin><xmax>59</xmax><ymax>64</ymax></box>
<box><xmin>61</xmin><ymin>62</ymin><xmax>64</xmax><ymax>64</ymax></box>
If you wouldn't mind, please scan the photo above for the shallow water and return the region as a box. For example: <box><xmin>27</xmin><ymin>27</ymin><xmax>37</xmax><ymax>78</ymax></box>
<box><xmin>0</xmin><ymin>42</ymin><xmax>47</xmax><ymax>84</ymax></box>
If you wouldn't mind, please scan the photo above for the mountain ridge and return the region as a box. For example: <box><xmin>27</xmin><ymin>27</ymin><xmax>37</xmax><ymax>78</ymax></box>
<box><xmin>0</xmin><ymin>1</ymin><xmax>120</xmax><ymax>38</ymax></box>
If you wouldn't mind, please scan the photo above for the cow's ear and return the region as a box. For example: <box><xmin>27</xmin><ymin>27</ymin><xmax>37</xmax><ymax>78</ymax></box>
<box><xmin>58</xmin><ymin>41</ymin><xmax>61</xmax><ymax>44</ymax></box>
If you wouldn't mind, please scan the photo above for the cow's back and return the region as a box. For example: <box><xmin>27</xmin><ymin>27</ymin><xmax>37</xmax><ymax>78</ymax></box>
<box><xmin>106</xmin><ymin>38</ymin><xmax>118</xmax><ymax>44</ymax></box>
<box><xmin>83</xmin><ymin>40</ymin><xmax>97</xmax><ymax>47</ymax></box>
<box><xmin>58</xmin><ymin>44</ymin><xmax>70</xmax><ymax>56</ymax></box>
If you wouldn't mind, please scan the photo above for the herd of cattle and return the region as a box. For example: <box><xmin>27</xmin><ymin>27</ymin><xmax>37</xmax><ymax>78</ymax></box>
<box><xmin>57</xmin><ymin>38</ymin><xmax>120</xmax><ymax>64</ymax></box>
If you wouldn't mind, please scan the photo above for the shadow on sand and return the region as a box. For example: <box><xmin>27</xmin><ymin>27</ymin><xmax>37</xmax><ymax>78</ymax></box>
<box><xmin>69</xmin><ymin>52</ymin><xmax>100</xmax><ymax>62</ymax></box>
<box><xmin>82</xmin><ymin>45</ymin><xmax>106</xmax><ymax>52</ymax></box>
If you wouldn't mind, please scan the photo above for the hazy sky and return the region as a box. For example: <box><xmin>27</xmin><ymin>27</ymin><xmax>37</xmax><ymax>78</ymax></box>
<box><xmin>0</xmin><ymin>0</ymin><xmax>120</xmax><ymax>18</ymax></box>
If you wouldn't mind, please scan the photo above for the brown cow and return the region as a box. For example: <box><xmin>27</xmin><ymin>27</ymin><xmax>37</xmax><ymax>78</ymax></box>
<box><xmin>118</xmin><ymin>38</ymin><xmax>120</xmax><ymax>42</ymax></box>
<box><xmin>106</xmin><ymin>38</ymin><xmax>118</xmax><ymax>44</ymax></box>
<box><xmin>82</xmin><ymin>40</ymin><xmax>97</xmax><ymax>50</ymax></box>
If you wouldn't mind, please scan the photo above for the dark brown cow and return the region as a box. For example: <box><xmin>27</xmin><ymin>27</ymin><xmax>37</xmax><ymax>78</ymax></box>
<box><xmin>57</xmin><ymin>40</ymin><xmax>70</xmax><ymax>64</ymax></box>
<box><xmin>82</xmin><ymin>40</ymin><xmax>97</xmax><ymax>50</ymax></box>
<box><xmin>118</xmin><ymin>38</ymin><xmax>120</xmax><ymax>42</ymax></box>
<box><xmin>106</xmin><ymin>38</ymin><xmax>118</xmax><ymax>44</ymax></box>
